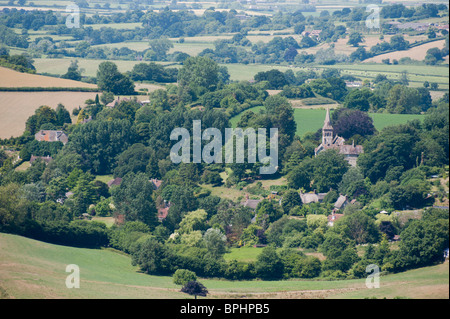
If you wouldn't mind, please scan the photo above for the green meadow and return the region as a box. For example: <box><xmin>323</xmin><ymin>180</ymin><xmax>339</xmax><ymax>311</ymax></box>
<box><xmin>230</xmin><ymin>107</ymin><xmax>425</xmax><ymax>137</ymax></box>
<box><xmin>33</xmin><ymin>58</ymin><xmax>173</xmax><ymax>77</ymax></box>
<box><xmin>224</xmin><ymin>247</ymin><xmax>265</xmax><ymax>263</ymax></box>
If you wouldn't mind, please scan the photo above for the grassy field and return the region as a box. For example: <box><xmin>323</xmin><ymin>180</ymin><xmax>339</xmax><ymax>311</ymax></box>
<box><xmin>314</xmin><ymin>63</ymin><xmax>449</xmax><ymax>90</ymax></box>
<box><xmin>295</xmin><ymin>109</ymin><xmax>425</xmax><ymax>136</ymax></box>
<box><xmin>33</xmin><ymin>58</ymin><xmax>173</xmax><ymax>78</ymax></box>
<box><xmin>369</xmin><ymin>113</ymin><xmax>426</xmax><ymax>131</ymax></box>
<box><xmin>221</xmin><ymin>62</ymin><xmax>449</xmax><ymax>90</ymax></box>
<box><xmin>230</xmin><ymin>107</ymin><xmax>425</xmax><ymax>137</ymax></box>
<box><xmin>0</xmin><ymin>233</ymin><xmax>448</xmax><ymax>299</ymax></box>
<box><xmin>224</xmin><ymin>247</ymin><xmax>265</xmax><ymax>263</ymax></box>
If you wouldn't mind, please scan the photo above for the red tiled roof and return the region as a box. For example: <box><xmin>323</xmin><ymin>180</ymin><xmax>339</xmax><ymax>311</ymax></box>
<box><xmin>107</xmin><ymin>177</ymin><xmax>122</xmax><ymax>187</ymax></box>
<box><xmin>158</xmin><ymin>207</ymin><xmax>169</xmax><ymax>221</ymax></box>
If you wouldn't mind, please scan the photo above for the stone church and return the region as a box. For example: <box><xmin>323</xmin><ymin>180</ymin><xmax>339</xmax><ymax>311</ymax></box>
<box><xmin>314</xmin><ymin>108</ymin><xmax>363</xmax><ymax>167</ymax></box>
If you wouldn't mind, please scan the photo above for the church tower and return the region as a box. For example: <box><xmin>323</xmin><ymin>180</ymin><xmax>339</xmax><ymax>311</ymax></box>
<box><xmin>322</xmin><ymin>108</ymin><xmax>333</xmax><ymax>146</ymax></box>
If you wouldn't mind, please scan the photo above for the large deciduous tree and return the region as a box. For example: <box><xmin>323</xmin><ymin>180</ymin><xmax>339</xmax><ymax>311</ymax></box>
<box><xmin>332</xmin><ymin>108</ymin><xmax>376</xmax><ymax>139</ymax></box>
<box><xmin>97</xmin><ymin>61</ymin><xmax>135</xmax><ymax>95</ymax></box>
<box><xmin>112</xmin><ymin>172</ymin><xmax>158</xmax><ymax>228</ymax></box>
<box><xmin>177</xmin><ymin>56</ymin><xmax>221</xmax><ymax>102</ymax></box>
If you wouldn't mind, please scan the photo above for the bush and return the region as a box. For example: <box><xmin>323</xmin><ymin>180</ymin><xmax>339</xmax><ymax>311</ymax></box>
<box><xmin>255</xmin><ymin>246</ymin><xmax>284</xmax><ymax>280</ymax></box>
<box><xmin>173</xmin><ymin>269</ymin><xmax>197</xmax><ymax>286</ymax></box>
<box><xmin>20</xmin><ymin>219</ymin><xmax>109</xmax><ymax>248</ymax></box>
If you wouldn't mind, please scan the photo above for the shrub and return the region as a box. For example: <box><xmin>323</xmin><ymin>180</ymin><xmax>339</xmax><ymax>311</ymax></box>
<box><xmin>173</xmin><ymin>269</ymin><xmax>197</xmax><ymax>286</ymax></box>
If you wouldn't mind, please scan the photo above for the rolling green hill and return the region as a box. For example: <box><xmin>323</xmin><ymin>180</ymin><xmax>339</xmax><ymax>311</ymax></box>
<box><xmin>0</xmin><ymin>233</ymin><xmax>447</xmax><ymax>299</ymax></box>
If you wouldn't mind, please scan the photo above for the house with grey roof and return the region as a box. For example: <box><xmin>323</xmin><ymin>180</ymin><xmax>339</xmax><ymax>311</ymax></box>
<box><xmin>35</xmin><ymin>130</ymin><xmax>69</xmax><ymax>145</ymax></box>
<box><xmin>30</xmin><ymin>155</ymin><xmax>53</xmax><ymax>165</ymax></box>
<box><xmin>107</xmin><ymin>177</ymin><xmax>122</xmax><ymax>188</ymax></box>
<box><xmin>334</xmin><ymin>195</ymin><xmax>348</xmax><ymax>211</ymax></box>
<box><xmin>299</xmin><ymin>191</ymin><xmax>327</xmax><ymax>204</ymax></box>
<box><xmin>241</xmin><ymin>194</ymin><xmax>261</xmax><ymax>210</ymax></box>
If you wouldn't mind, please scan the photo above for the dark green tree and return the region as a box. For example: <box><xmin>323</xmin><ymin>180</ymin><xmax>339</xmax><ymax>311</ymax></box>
<box><xmin>347</xmin><ymin>32</ymin><xmax>364</xmax><ymax>47</ymax></box>
<box><xmin>97</xmin><ymin>61</ymin><xmax>135</xmax><ymax>95</ymax></box>
<box><xmin>177</xmin><ymin>56</ymin><xmax>221</xmax><ymax>101</ymax></box>
<box><xmin>255</xmin><ymin>246</ymin><xmax>284</xmax><ymax>280</ymax></box>
<box><xmin>55</xmin><ymin>104</ymin><xmax>72</xmax><ymax>126</ymax></box>
<box><xmin>281</xmin><ymin>190</ymin><xmax>302</xmax><ymax>214</ymax></box>
<box><xmin>62</xmin><ymin>60</ymin><xmax>82</xmax><ymax>81</ymax></box>
<box><xmin>112</xmin><ymin>172</ymin><xmax>158</xmax><ymax>228</ymax></box>
<box><xmin>311</xmin><ymin>149</ymin><xmax>349</xmax><ymax>193</ymax></box>
<box><xmin>180</xmin><ymin>281</ymin><xmax>208</xmax><ymax>299</ymax></box>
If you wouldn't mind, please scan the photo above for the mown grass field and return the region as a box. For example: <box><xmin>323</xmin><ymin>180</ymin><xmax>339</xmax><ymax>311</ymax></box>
<box><xmin>0</xmin><ymin>233</ymin><xmax>448</xmax><ymax>299</ymax></box>
<box><xmin>222</xmin><ymin>62</ymin><xmax>448</xmax><ymax>90</ymax></box>
<box><xmin>314</xmin><ymin>63</ymin><xmax>449</xmax><ymax>90</ymax></box>
<box><xmin>33</xmin><ymin>58</ymin><xmax>173</xmax><ymax>78</ymax></box>
<box><xmin>230</xmin><ymin>107</ymin><xmax>425</xmax><ymax>137</ymax></box>
<box><xmin>224</xmin><ymin>247</ymin><xmax>264</xmax><ymax>263</ymax></box>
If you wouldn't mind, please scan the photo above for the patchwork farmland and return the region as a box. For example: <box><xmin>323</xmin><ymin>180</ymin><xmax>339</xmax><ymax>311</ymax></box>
<box><xmin>0</xmin><ymin>0</ymin><xmax>448</xmax><ymax>304</ymax></box>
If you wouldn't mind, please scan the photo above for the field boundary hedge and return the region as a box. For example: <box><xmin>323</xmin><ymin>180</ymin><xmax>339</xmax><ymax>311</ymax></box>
<box><xmin>0</xmin><ymin>87</ymin><xmax>99</xmax><ymax>92</ymax></box>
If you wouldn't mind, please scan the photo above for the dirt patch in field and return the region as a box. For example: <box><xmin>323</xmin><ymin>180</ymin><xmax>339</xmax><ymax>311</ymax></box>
<box><xmin>210</xmin><ymin>287</ymin><xmax>364</xmax><ymax>299</ymax></box>
<box><xmin>402</xmin><ymin>284</ymin><xmax>449</xmax><ymax>299</ymax></box>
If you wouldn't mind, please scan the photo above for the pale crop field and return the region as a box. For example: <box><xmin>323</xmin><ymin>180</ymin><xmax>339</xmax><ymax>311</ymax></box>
<box><xmin>364</xmin><ymin>40</ymin><xmax>447</xmax><ymax>63</ymax></box>
<box><xmin>0</xmin><ymin>91</ymin><xmax>99</xmax><ymax>138</ymax></box>
<box><xmin>0</xmin><ymin>67</ymin><xmax>97</xmax><ymax>89</ymax></box>
<box><xmin>299</xmin><ymin>34</ymin><xmax>428</xmax><ymax>57</ymax></box>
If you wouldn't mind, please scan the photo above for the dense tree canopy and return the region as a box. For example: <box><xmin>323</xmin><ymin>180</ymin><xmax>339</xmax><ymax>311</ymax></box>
<box><xmin>97</xmin><ymin>62</ymin><xmax>135</xmax><ymax>95</ymax></box>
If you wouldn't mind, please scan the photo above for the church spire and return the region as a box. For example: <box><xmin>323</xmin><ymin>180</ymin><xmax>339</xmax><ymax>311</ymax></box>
<box><xmin>325</xmin><ymin>108</ymin><xmax>330</xmax><ymax>125</ymax></box>
<box><xmin>322</xmin><ymin>108</ymin><xmax>333</xmax><ymax>146</ymax></box>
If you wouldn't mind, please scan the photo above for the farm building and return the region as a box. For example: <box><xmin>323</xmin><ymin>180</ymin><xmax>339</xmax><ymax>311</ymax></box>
<box><xmin>302</xmin><ymin>29</ymin><xmax>322</xmax><ymax>40</ymax></box>
<box><xmin>334</xmin><ymin>195</ymin><xmax>348</xmax><ymax>211</ymax></box>
<box><xmin>241</xmin><ymin>194</ymin><xmax>261</xmax><ymax>210</ymax></box>
<box><xmin>107</xmin><ymin>177</ymin><xmax>122</xmax><ymax>188</ymax></box>
<box><xmin>107</xmin><ymin>97</ymin><xmax>129</xmax><ymax>108</ymax></box>
<box><xmin>106</xmin><ymin>97</ymin><xmax>146</xmax><ymax>108</ymax></box>
<box><xmin>327</xmin><ymin>212</ymin><xmax>344</xmax><ymax>227</ymax></box>
<box><xmin>314</xmin><ymin>108</ymin><xmax>364</xmax><ymax>167</ymax></box>
<box><xmin>151</xmin><ymin>178</ymin><xmax>163</xmax><ymax>190</ymax></box>
<box><xmin>30</xmin><ymin>155</ymin><xmax>53</xmax><ymax>165</ymax></box>
<box><xmin>35</xmin><ymin>130</ymin><xmax>68</xmax><ymax>145</ymax></box>
<box><xmin>157</xmin><ymin>200</ymin><xmax>171</xmax><ymax>221</ymax></box>
<box><xmin>345</xmin><ymin>81</ymin><xmax>363</xmax><ymax>88</ymax></box>
<box><xmin>299</xmin><ymin>191</ymin><xmax>327</xmax><ymax>204</ymax></box>
<box><xmin>394</xmin><ymin>22</ymin><xmax>430</xmax><ymax>32</ymax></box>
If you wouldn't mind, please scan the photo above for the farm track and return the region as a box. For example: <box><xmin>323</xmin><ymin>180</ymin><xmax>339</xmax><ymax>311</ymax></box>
<box><xmin>58</xmin><ymin>278</ymin><xmax>365</xmax><ymax>299</ymax></box>
<box><xmin>209</xmin><ymin>287</ymin><xmax>364</xmax><ymax>299</ymax></box>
